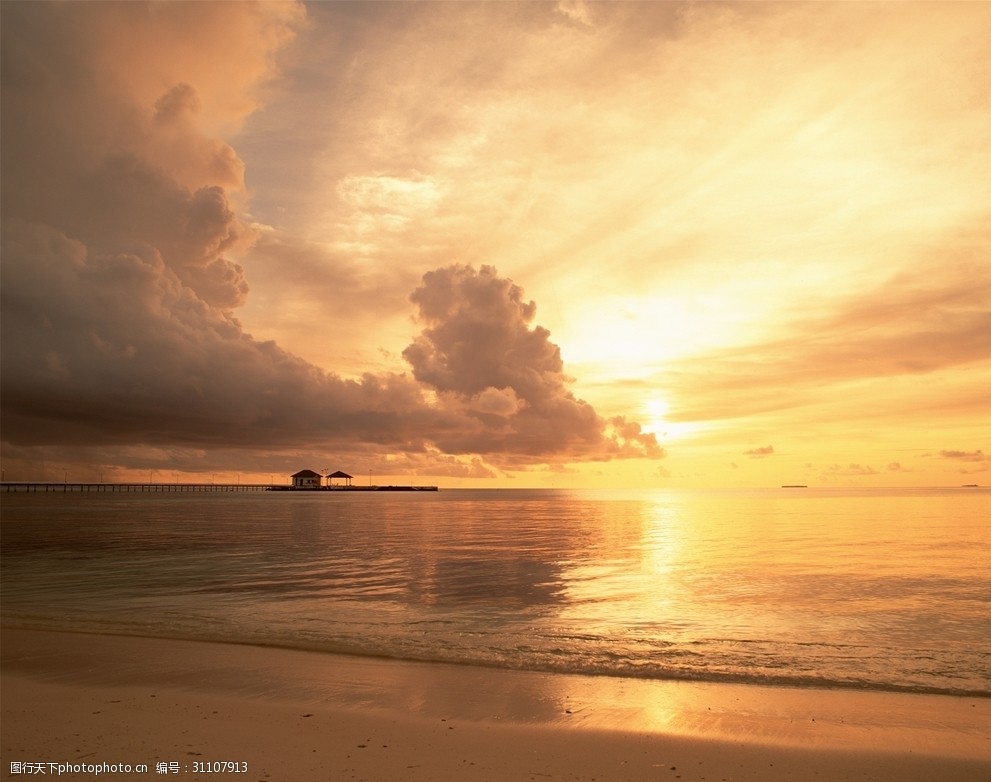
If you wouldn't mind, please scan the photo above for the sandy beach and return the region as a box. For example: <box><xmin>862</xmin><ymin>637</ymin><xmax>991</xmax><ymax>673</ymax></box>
<box><xmin>3</xmin><ymin>627</ymin><xmax>989</xmax><ymax>781</ymax></box>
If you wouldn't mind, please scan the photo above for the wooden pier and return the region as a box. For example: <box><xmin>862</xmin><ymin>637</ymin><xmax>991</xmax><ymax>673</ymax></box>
<box><xmin>1</xmin><ymin>482</ymin><xmax>438</xmax><ymax>493</ymax></box>
<box><xmin>268</xmin><ymin>485</ymin><xmax>439</xmax><ymax>492</ymax></box>
<box><xmin>1</xmin><ymin>482</ymin><xmax>273</xmax><ymax>493</ymax></box>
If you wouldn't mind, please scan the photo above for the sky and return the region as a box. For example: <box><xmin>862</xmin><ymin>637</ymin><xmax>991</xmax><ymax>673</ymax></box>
<box><xmin>1</xmin><ymin>0</ymin><xmax>989</xmax><ymax>488</ymax></box>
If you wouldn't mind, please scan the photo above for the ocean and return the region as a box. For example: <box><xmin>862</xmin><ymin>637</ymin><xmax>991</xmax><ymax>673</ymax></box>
<box><xmin>2</xmin><ymin>487</ymin><xmax>988</xmax><ymax>697</ymax></box>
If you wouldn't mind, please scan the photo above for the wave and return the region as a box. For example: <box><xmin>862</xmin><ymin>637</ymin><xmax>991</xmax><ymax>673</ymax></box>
<box><xmin>7</xmin><ymin>613</ymin><xmax>989</xmax><ymax>699</ymax></box>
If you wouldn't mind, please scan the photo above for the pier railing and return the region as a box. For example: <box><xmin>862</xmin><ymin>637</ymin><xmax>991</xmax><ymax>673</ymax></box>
<box><xmin>1</xmin><ymin>482</ymin><xmax>439</xmax><ymax>493</ymax></box>
<box><xmin>0</xmin><ymin>482</ymin><xmax>275</xmax><ymax>493</ymax></box>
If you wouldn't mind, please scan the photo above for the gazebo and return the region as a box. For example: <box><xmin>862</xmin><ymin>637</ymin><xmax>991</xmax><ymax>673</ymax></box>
<box><xmin>326</xmin><ymin>470</ymin><xmax>353</xmax><ymax>488</ymax></box>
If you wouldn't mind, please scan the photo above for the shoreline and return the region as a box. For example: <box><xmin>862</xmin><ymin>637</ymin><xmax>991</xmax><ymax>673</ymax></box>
<box><xmin>3</xmin><ymin>627</ymin><xmax>990</xmax><ymax>781</ymax></box>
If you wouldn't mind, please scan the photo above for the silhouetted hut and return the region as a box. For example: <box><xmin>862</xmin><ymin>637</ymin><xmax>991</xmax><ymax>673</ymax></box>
<box><xmin>327</xmin><ymin>470</ymin><xmax>353</xmax><ymax>488</ymax></box>
<box><xmin>290</xmin><ymin>469</ymin><xmax>321</xmax><ymax>489</ymax></box>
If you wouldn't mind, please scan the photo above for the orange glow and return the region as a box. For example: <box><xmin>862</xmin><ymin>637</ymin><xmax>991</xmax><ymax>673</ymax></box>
<box><xmin>2</xmin><ymin>1</ymin><xmax>988</xmax><ymax>488</ymax></box>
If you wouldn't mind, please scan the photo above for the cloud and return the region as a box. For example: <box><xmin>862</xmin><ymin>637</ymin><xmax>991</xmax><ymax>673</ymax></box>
<box><xmin>235</xmin><ymin>225</ymin><xmax>421</xmax><ymax>373</ymax></box>
<box><xmin>823</xmin><ymin>464</ymin><xmax>879</xmax><ymax>477</ymax></box>
<box><xmin>744</xmin><ymin>445</ymin><xmax>775</xmax><ymax>458</ymax></box>
<box><xmin>17</xmin><ymin>1</ymin><xmax>987</xmax><ymax>485</ymax></box>
<box><xmin>939</xmin><ymin>449</ymin><xmax>988</xmax><ymax>463</ymax></box>
<box><xmin>0</xmin><ymin>0</ymin><xmax>660</xmax><ymax>477</ymax></box>
<box><xmin>663</xmin><ymin>231</ymin><xmax>991</xmax><ymax>425</ymax></box>
<box><xmin>0</xmin><ymin>1</ymin><xmax>298</xmax><ymax>313</ymax></box>
<box><xmin>2</xmin><ymin>215</ymin><xmax>660</xmax><ymax>468</ymax></box>
<box><xmin>0</xmin><ymin>218</ymin><xmax>435</xmax><ymax>449</ymax></box>
<box><xmin>936</xmin><ymin>450</ymin><xmax>990</xmax><ymax>475</ymax></box>
<box><xmin>556</xmin><ymin>0</ymin><xmax>594</xmax><ymax>27</ymax></box>
<box><xmin>227</xmin><ymin>0</ymin><xmax>990</xmax><ymax>465</ymax></box>
<box><xmin>402</xmin><ymin>265</ymin><xmax>663</xmax><ymax>462</ymax></box>
<box><xmin>404</xmin><ymin>264</ymin><xmax>563</xmax><ymax>399</ymax></box>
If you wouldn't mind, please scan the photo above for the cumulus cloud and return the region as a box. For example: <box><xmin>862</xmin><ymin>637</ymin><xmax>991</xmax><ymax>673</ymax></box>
<box><xmin>402</xmin><ymin>265</ymin><xmax>662</xmax><ymax>462</ymax></box>
<box><xmin>404</xmin><ymin>264</ymin><xmax>566</xmax><ymax>400</ymax></box>
<box><xmin>0</xmin><ymin>3</ymin><xmax>660</xmax><ymax>477</ymax></box>
<box><xmin>0</xmin><ymin>1</ymin><xmax>283</xmax><ymax>311</ymax></box>
<box><xmin>744</xmin><ymin>445</ymin><xmax>774</xmax><ymax>458</ymax></box>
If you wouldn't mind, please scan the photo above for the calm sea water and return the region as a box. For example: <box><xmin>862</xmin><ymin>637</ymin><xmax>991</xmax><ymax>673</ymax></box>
<box><xmin>2</xmin><ymin>487</ymin><xmax>988</xmax><ymax>696</ymax></box>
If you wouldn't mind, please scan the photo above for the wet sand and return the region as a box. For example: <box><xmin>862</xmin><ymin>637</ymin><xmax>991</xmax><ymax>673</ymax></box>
<box><xmin>3</xmin><ymin>627</ymin><xmax>989</xmax><ymax>781</ymax></box>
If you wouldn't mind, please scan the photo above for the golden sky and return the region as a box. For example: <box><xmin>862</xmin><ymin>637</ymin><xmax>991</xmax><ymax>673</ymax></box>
<box><xmin>2</xmin><ymin>1</ymin><xmax>988</xmax><ymax>487</ymax></box>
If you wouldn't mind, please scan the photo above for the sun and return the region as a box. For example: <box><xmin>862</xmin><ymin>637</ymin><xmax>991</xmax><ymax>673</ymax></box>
<box><xmin>643</xmin><ymin>394</ymin><xmax>696</xmax><ymax>442</ymax></box>
<box><xmin>645</xmin><ymin>396</ymin><xmax>671</xmax><ymax>431</ymax></box>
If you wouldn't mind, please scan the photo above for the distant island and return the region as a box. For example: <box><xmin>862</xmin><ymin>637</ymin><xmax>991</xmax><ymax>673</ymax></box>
<box><xmin>781</xmin><ymin>484</ymin><xmax>808</xmax><ymax>488</ymax></box>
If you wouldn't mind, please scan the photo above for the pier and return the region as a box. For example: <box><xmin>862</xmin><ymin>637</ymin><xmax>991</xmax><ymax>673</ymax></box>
<box><xmin>268</xmin><ymin>485</ymin><xmax>439</xmax><ymax>492</ymax></box>
<box><xmin>1</xmin><ymin>482</ymin><xmax>439</xmax><ymax>493</ymax></box>
<box><xmin>1</xmin><ymin>482</ymin><xmax>273</xmax><ymax>493</ymax></box>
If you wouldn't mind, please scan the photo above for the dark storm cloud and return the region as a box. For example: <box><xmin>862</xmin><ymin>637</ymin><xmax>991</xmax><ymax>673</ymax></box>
<box><xmin>0</xmin><ymin>218</ymin><xmax>437</xmax><ymax>450</ymax></box>
<box><xmin>0</xmin><ymin>3</ymin><xmax>660</xmax><ymax>473</ymax></box>
<box><xmin>0</xmin><ymin>222</ymin><xmax>658</xmax><ymax>464</ymax></box>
